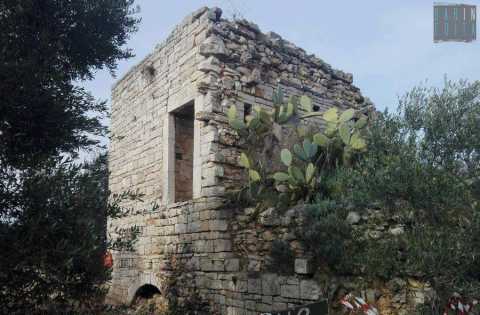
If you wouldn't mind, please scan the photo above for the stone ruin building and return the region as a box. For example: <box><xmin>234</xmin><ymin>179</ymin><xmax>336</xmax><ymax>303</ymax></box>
<box><xmin>107</xmin><ymin>7</ymin><xmax>423</xmax><ymax>315</ymax></box>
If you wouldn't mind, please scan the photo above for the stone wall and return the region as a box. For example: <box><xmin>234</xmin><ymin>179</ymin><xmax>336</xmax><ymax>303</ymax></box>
<box><xmin>109</xmin><ymin>7</ymin><xmax>212</xmax><ymax>210</ymax></box>
<box><xmin>108</xmin><ymin>202</ymin><xmax>432</xmax><ymax>314</ymax></box>
<box><xmin>106</xmin><ymin>7</ymin><xmax>398</xmax><ymax>315</ymax></box>
<box><xmin>228</xmin><ymin>206</ymin><xmax>433</xmax><ymax>315</ymax></box>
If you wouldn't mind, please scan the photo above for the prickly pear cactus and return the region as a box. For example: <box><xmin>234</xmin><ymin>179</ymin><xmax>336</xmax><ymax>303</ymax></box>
<box><xmin>227</xmin><ymin>86</ymin><xmax>370</xmax><ymax>207</ymax></box>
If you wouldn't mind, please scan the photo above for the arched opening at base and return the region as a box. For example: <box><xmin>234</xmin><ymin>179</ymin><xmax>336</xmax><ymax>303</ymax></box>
<box><xmin>131</xmin><ymin>284</ymin><xmax>167</xmax><ymax>312</ymax></box>
<box><xmin>134</xmin><ymin>284</ymin><xmax>161</xmax><ymax>300</ymax></box>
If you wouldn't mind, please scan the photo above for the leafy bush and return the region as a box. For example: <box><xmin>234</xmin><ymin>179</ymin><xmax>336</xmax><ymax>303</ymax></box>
<box><xmin>0</xmin><ymin>0</ymin><xmax>140</xmax><ymax>312</ymax></box>
<box><xmin>0</xmin><ymin>155</ymin><xmax>142</xmax><ymax>314</ymax></box>
<box><xmin>230</xmin><ymin>80</ymin><xmax>480</xmax><ymax>304</ymax></box>
<box><xmin>267</xmin><ymin>240</ymin><xmax>296</xmax><ymax>275</ymax></box>
<box><xmin>322</xmin><ymin>80</ymin><xmax>480</xmax><ymax>299</ymax></box>
<box><xmin>299</xmin><ymin>202</ymin><xmax>352</xmax><ymax>271</ymax></box>
<box><xmin>345</xmin><ymin>79</ymin><xmax>479</xmax><ymax>275</ymax></box>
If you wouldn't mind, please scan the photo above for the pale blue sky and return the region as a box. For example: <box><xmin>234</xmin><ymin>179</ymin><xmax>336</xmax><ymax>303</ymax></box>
<box><xmin>82</xmin><ymin>0</ymin><xmax>480</xmax><ymax>113</ymax></box>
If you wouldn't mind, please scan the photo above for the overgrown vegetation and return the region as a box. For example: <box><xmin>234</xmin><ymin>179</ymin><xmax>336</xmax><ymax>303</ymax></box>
<box><xmin>344</xmin><ymin>79</ymin><xmax>480</xmax><ymax>300</ymax></box>
<box><xmin>0</xmin><ymin>155</ymin><xmax>142</xmax><ymax>314</ymax></box>
<box><xmin>228</xmin><ymin>79</ymin><xmax>480</xmax><ymax>307</ymax></box>
<box><xmin>0</xmin><ymin>0</ymin><xmax>140</xmax><ymax>313</ymax></box>
<box><xmin>158</xmin><ymin>255</ymin><xmax>211</xmax><ymax>315</ymax></box>
<box><xmin>109</xmin><ymin>255</ymin><xmax>211</xmax><ymax>315</ymax></box>
<box><xmin>267</xmin><ymin>240</ymin><xmax>296</xmax><ymax>275</ymax></box>
<box><xmin>227</xmin><ymin>88</ymin><xmax>368</xmax><ymax>209</ymax></box>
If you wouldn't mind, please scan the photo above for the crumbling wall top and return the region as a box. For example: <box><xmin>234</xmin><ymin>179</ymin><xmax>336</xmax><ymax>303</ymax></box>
<box><xmin>112</xmin><ymin>6</ymin><xmax>365</xmax><ymax>100</ymax></box>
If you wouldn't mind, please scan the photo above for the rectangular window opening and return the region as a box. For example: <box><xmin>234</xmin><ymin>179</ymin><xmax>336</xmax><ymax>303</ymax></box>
<box><xmin>172</xmin><ymin>102</ymin><xmax>194</xmax><ymax>202</ymax></box>
<box><xmin>244</xmin><ymin>103</ymin><xmax>252</xmax><ymax>123</ymax></box>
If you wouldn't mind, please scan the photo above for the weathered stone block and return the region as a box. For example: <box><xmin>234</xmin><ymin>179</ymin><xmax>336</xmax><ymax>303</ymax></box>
<box><xmin>294</xmin><ymin>258</ymin><xmax>313</xmax><ymax>275</ymax></box>
<box><xmin>202</xmin><ymin>185</ymin><xmax>225</xmax><ymax>197</ymax></box>
<box><xmin>300</xmin><ymin>280</ymin><xmax>321</xmax><ymax>300</ymax></box>
<box><xmin>261</xmin><ymin>274</ymin><xmax>280</xmax><ymax>296</ymax></box>
<box><xmin>247</xmin><ymin>278</ymin><xmax>262</xmax><ymax>294</ymax></box>
<box><xmin>225</xmin><ymin>258</ymin><xmax>240</xmax><ymax>272</ymax></box>
<box><xmin>198</xmin><ymin>56</ymin><xmax>221</xmax><ymax>73</ymax></box>
<box><xmin>174</xmin><ymin>223</ymin><xmax>187</xmax><ymax>234</ymax></box>
<box><xmin>199</xmin><ymin>35</ymin><xmax>228</xmax><ymax>57</ymax></box>
<box><xmin>233</xmin><ymin>279</ymin><xmax>247</xmax><ymax>293</ymax></box>
<box><xmin>280</xmin><ymin>284</ymin><xmax>300</xmax><ymax>299</ymax></box>
<box><xmin>187</xmin><ymin>221</ymin><xmax>201</xmax><ymax>233</ymax></box>
<box><xmin>211</xmin><ymin>279</ymin><xmax>223</xmax><ymax>290</ymax></box>
<box><xmin>214</xmin><ymin>239</ymin><xmax>232</xmax><ymax>252</ymax></box>
<box><xmin>200</xmin><ymin>258</ymin><xmax>224</xmax><ymax>272</ymax></box>
<box><xmin>210</xmin><ymin>219</ymin><xmax>228</xmax><ymax>231</ymax></box>
<box><xmin>193</xmin><ymin>239</ymin><xmax>213</xmax><ymax>252</ymax></box>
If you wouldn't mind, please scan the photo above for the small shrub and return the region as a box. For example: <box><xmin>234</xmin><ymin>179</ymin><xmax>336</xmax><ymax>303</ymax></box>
<box><xmin>267</xmin><ymin>240</ymin><xmax>295</xmax><ymax>275</ymax></box>
<box><xmin>299</xmin><ymin>201</ymin><xmax>353</xmax><ymax>272</ymax></box>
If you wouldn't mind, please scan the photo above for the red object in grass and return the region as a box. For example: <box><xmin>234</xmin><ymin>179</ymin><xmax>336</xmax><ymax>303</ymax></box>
<box><xmin>103</xmin><ymin>251</ymin><xmax>113</xmax><ymax>268</ymax></box>
<box><xmin>443</xmin><ymin>294</ymin><xmax>478</xmax><ymax>315</ymax></box>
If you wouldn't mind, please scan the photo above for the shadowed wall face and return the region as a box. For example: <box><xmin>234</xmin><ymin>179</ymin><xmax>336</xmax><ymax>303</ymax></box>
<box><xmin>174</xmin><ymin>103</ymin><xmax>194</xmax><ymax>202</ymax></box>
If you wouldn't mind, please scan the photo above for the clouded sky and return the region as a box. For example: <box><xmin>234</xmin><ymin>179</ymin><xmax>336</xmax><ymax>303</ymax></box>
<box><xmin>82</xmin><ymin>0</ymin><xmax>480</xmax><ymax>113</ymax></box>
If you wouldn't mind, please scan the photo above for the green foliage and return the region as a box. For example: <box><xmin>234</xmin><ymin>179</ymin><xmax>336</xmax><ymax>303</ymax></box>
<box><xmin>227</xmin><ymin>87</ymin><xmax>369</xmax><ymax>208</ymax></box>
<box><xmin>0</xmin><ymin>155</ymin><xmax>142</xmax><ymax>313</ymax></box>
<box><xmin>150</xmin><ymin>255</ymin><xmax>211</xmax><ymax>315</ymax></box>
<box><xmin>233</xmin><ymin>79</ymin><xmax>480</xmax><ymax>304</ymax></box>
<box><xmin>302</xmin><ymin>79</ymin><xmax>480</xmax><ymax>302</ymax></box>
<box><xmin>0</xmin><ymin>0</ymin><xmax>140</xmax><ymax>312</ymax></box>
<box><xmin>267</xmin><ymin>240</ymin><xmax>295</xmax><ymax>275</ymax></box>
<box><xmin>299</xmin><ymin>202</ymin><xmax>352</xmax><ymax>271</ymax></box>
<box><xmin>350</xmin><ymin>80</ymin><xmax>480</xmax><ymax>213</ymax></box>
<box><xmin>0</xmin><ymin>0</ymin><xmax>140</xmax><ymax>168</ymax></box>
<box><xmin>281</xmin><ymin>149</ymin><xmax>292</xmax><ymax>166</ymax></box>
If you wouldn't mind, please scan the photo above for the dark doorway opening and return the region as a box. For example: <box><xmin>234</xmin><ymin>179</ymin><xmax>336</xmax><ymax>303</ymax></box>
<box><xmin>134</xmin><ymin>284</ymin><xmax>161</xmax><ymax>300</ymax></box>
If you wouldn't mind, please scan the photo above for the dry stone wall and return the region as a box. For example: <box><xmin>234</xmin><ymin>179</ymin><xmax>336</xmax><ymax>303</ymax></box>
<box><xmin>229</xmin><ymin>206</ymin><xmax>434</xmax><ymax>315</ymax></box>
<box><xmin>106</xmin><ymin>7</ymin><xmax>428</xmax><ymax>315</ymax></box>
